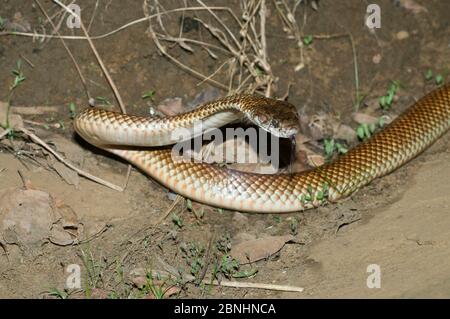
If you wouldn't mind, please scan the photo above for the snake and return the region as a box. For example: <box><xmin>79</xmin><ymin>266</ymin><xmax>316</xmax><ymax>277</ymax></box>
<box><xmin>73</xmin><ymin>84</ymin><xmax>450</xmax><ymax>213</ymax></box>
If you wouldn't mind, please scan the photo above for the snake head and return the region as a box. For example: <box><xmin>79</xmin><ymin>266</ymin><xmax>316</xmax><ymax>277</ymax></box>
<box><xmin>247</xmin><ymin>98</ymin><xmax>300</xmax><ymax>138</ymax></box>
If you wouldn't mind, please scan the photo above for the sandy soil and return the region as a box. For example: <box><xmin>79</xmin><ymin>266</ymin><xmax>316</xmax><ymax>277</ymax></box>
<box><xmin>301</xmin><ymin>146</ymin><xmax>450</xmax><ymax>298</ymax></box>
<box><xmin>0</xmin><ymin>0</ymin><xmax>449</xmax><ymax>298</ymax></box>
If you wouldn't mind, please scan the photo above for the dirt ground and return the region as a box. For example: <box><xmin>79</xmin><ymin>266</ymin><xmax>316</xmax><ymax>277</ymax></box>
<box><xmin>0</xmin><ymin>0</ymin><xmax>449</xmax><ymax>298</ymax></box>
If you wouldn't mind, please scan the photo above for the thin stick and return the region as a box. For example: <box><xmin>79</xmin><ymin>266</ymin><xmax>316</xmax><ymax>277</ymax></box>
<box><xmin>312</xmin><ymin>33</ymin><xmax>360</xmax><ymax>110</ymax></box>
<box><xmin>35</xmin><ymin>0</ymin><xmax>92</xmax><ymax>101</ymax></box>
<box><xmin>52</xmin><ymin>0</ymin><xmax>132</xmax><ymax>190</ymax></box>
<box><xmin>52</xmin><ymin>0</ymin><xmax>126</xmax><ymax>113</ymax></box>
<box><xmin>87</xmin><ymin>0</ymin><xmax>100</xmax><ymax>33</ymax></box>
<box><xmin>19</xmin><ymin>54</ymin><xmax>35</xmax><ymax>68</ymax></box>
<box><xmin>146</xmin><ymin>9</ymin><xmax>228</xmax><ymax>90</ymax></box>
<box><xmin>9</xmin><ymin>105</ymin><xmax>60</xmax><ymax>115</ymax></box>
<box><xmin>150</xmin><ymin>269</ymin><xmax>304</xmax><ymax>293</ymax></box>
<box><xmin>19</xmin><ymin>127</ymin><xmax>124</xmax><ymax>191</ymax></box>
<box><xmin>0</xmin><ymin>6</ymin><xmax>237</xmax><ymax>40</ymax></box>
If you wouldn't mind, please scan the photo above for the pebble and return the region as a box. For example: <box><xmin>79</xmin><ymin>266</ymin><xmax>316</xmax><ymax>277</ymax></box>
<box><xmin>396</xmin><ymin>30</ymin><xmax>410</xmax><ymax>40</ymax></box>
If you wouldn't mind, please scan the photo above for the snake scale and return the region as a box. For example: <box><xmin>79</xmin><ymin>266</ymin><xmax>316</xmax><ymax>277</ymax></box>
<box><xmin>74</xmin><ymin>84</ymin><xmax>450</xmax><ymax>213</ymax></box>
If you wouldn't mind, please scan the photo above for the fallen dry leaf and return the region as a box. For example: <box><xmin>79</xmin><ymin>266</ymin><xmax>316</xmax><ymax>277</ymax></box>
<box><xmin>230</xmin><ymin>234</ymin><xmax>295</xmax><ymax>264</ymax></box>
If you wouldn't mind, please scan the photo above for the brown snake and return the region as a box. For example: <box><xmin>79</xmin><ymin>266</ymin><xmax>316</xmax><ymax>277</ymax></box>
<box><xmin>74</xmin><ymin>85</ymin><xmax>450</xmax><ymax>213</ymax></box>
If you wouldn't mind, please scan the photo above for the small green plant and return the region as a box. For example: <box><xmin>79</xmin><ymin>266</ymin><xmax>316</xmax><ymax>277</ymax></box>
<box><xmin>180</xmin><ymin>241</ymin><xmax>205</xmax><ymax>276</ymax></box>
<box><xmin>217</xmin><ymin>254</ymin><xmax>256</xmax><ymax>279</ymax></box>
<box><xmin>220</xmin><ymin>254</ymin><xmax>240</xmax><ymax>276</ymax></box>
<box><xmin>11</xmin><ymin>60</ymin><xmax>26</xmax><ymax>90</ymax></box>
<box><xmin>0</xmin><ymin>16</ymin><xmax>5</xmax><ymax>30</ymax></box>
<box><xmin>68</xmin><ymin>102</ymin><xmax>76</xmax><ymax>119</ymax></box>
<box><xmin>2</xmin><ymin>60</ymin><xmax>26</xmax><ymax>136</ymax></box>
<box><xmin>48</xmin><ymin>288</ymin><xmax>69</xmax><ymax>299</ymax></box>
<box><xmin>142</xmin><ymin>90</ymin><xmax>156</xmax><ymax>101</ymax></box>
<box><xmin>303</xmin><ymin>35</ymin><xmax>313</xmax><ymax>46</ymax></box>
<box><xmin>356</xmin><ymin>123</ymin><xmax>376</xmax><ymax>140</ymax></box>
<box><xmin>324</xmin><ymin>138</ymin><xmax>348</xmax><ymax>159</ymax></box>
<box><xmin>108</xmin><ymin>291</ymin><xmax>119</xmax><ymax>299</ymax></box>
<box><xmin>79</xmin><ymin>248</ymin><xmax>105</xmax><ymax>299</ymax></box>
<box><xmin>435</xmin><ymin>74</ymin><xmax>444</xmax><ymax>86</ymax></box>
<box><xmin>379</xmin><ymin>81</ymin><xmax>399</xmax><ymax>110</ymax></box>
<box><xmin>171</xmin><ymin>213</ymin><xmax>184</xmax><ymax>228</ymax></box>
<box><xmin>299</xmin><ymin>182</ymin><xmax>330</xmax><ymax>205</ymax></box>
<box><xmin>139</xmin><ymin>272</ymin><xmax>168</xmax><ymax>299</ymax></box>
<box><xmin>186</xmin><ymin>199</ymin><xmax>204</xmax><ymax>220</ymax></box>
<box><xmin>301</xmin><ymin>185</ymin><xmax>313</xmax><ymax>203</ymax></box>
<box><xmin>425</xmin><ymin>69</ymin><xmax>445</xmax><ymax>86</ymax></box>
<box><xmin>255</xmin><ymin>65</ymin><xmax>266</xmax><ymax>77</ymax></box>
<box><xmin>113</xmin><ymin>258</ymin><xmax>124</xmax><ymax>284</ymax></box>
<box><xmin>215</xmin><ymin>233</ymin><xmax>232</xmax><ymax>253</ymax></box>
<box><xmin>316</xmin><ymin>183</ymin><xmax>329</xmax><ymax>202</ymax></box>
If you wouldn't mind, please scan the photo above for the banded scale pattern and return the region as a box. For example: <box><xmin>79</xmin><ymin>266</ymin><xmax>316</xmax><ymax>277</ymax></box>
<box><xmin>75</xmin><ymin>85</ymin><xmax>450</xmax><ymax>213</ymax></box>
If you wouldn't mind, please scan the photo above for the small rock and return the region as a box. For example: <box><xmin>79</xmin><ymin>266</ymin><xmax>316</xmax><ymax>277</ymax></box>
<box><xmin>131</xmin><ymin>276</ymin><xmax>147</xmax><ymax>289</ymax></box>
<box><xmin>353</xmin><ymin>112</ymin><xmax>380</xmax><ymax>125</ymax></box>
<box><xmin>230</xmin><ymin>234</ymin><xmax>295</xmax><ymax>264</ymax></box>
<box><xmin>372</xmin><ymin>53</ymin><xmax>382</xmax><ymax>64</ymax></box>
<box><xmin>334</xmin><ymin>124</ymin><xmax>358</xmax><ymax>144</ymax></box>
<box><xmin>396</xmin><ymin>30</ymin><xmax>409</xmax><ymax>40</ymax></box>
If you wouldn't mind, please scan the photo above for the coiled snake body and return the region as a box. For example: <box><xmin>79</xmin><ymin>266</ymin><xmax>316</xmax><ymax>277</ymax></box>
<box><xmin>74</xmin><ymin>85</ymin><xmax>450</xmax><ymax>213</ymax></box>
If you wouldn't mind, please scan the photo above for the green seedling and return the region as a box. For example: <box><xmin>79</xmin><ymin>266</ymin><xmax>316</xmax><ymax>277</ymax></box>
<box><xmin>435</xmin><ymin>74</ymin><xmax>444</xmax><ymax>86</ymax></box>
<box><xmin>379</xmin><ymin>81</ymin><xmax>399</xmax><ymax>110</ymax></box>
<box><xmin>171</xmin><ymin>213</ymin><xmax>184</xmax><ymax>228</ymax></box>
<box><xmin>48</xmin><ymin>288</ymin><xmax>69</xmax><ymax>299</ymax></box>
<box><xmin>142</xmin><ymin>90</ymin><xmax>156</xmax><ymax>101</ymax></box>
<box><xmin>356</xmin><ymin>123</ymin><xmax>376</xmax><ymax>140</ymax></box>
<box><xmin>69</xmin><ymin>103</ymin><xmax>76</xmax><ymax>119</ymax></box>
<box><xmin>425</xmin><ymin>69</ymin><xmax>434</xmax><ymax>81</ymax></box>
<box><xmin>324</xmin><ymin>138</ymin><xmax>348</xmax><ymax>159</ymax></box>
<box><xmin>303</xmin><ymin>35</ymin><xmax>313</xmax><ymax>46</ymax></box>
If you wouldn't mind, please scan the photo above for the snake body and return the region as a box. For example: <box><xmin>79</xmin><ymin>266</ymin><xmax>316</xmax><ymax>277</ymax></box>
<box><xmin>74</xmin><ymin>85</ymin><xmax>450</xmax><ymax>213</ymax></box>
